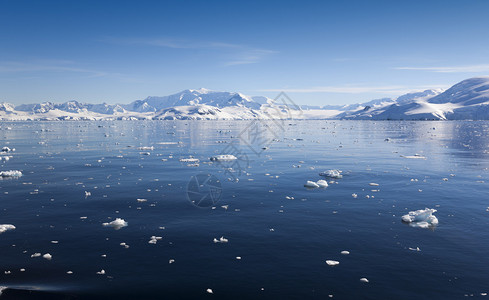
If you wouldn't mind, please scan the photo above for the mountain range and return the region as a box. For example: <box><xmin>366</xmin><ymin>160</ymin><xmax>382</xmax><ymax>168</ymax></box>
<box><xmin>1</xmin><ymin>77</ymin><xmax>489</xmax><ymax>121</ymax></box>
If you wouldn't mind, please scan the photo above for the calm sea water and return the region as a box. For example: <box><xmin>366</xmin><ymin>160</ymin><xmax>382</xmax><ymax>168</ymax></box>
<box><xmin>0</xmin><ymin>120</ymin><xmax>488</xmax><ymax>299</ymax></box>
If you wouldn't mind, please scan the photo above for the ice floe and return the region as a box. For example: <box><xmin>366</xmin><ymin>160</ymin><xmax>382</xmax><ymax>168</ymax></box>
<box><xmin>341</xmin><ymin>251</ymin><xmax>350</xmax><ymax>255</ymax></box>
<box><xmin>102</xmin><ymin>218</ymin><xmax>128</xmax><ymax>230</ymax></box>
<box><xmin>206</xmin><ymin>288</ymin><xmax>213</xmax><ymax>294</ymax></box>
<box><xmin>213</xmin><ymin>236</ymin><xmax>229</xmax><ymax>243</ymax></box>
<box><xmin>0</xmin><ymin>224</ymin><xmax>15</xmax><ymax>234</ymax></box>
<box><xmin>304</xmin><ymin>180</ymin><xmax>328</xmax><ymax>188</ymax></box>
<box><xmin>360</xmin><ymin>278</ymin><xmax>369</xmax><ymax>283</ymax></box>
<box><xmin>43</xmin><ymin>253</ymin><xmax>52</xmax><ymax>260</ymax></box>
<box><xmin>1</xmin><ymin>147</ymin><xmax>14</xmax><ymax>152</ymax></box>
<box><xmin>326</xmin><ymin>260</ymin><xmax>339</xmax><ymax>266</ymax></box>
<box><xmin>0</xmin><ymin>170</ymin><xmax>22</xmax><ymax>177</ymax></box>
<box><xmin>401</xmin><ymin>208</ymin><xmax>438</xmax><ymax>228</ymax></box>
<box><xmin>210</xmin><ymin>154</ymin><xmax>237</xmax><ymax>161</ymax></box>
<box><xmin>148</xmin><ymin>236</ymin><xmax>162</xmax><ymax>244</ymax></box>
<box><xmin>319</xmin><ymin>169</ymin><xmax>343</xmax><ymax>179</ymax></box>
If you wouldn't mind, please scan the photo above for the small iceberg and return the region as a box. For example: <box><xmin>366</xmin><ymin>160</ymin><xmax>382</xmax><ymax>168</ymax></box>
<box><xmin>1</xmin><ymin>147</ymin><xmax>14</xmax><ymax>152</ymax></box>
<box><xmin>210</xmin><ymin>155</ymin><xmax>237</xmax><ymax>161</ymax></box>
<box><xmin>0</xmin><ymin>224</ymin><xmax>15</xmax><ymax>234</ymax></box>
<box><xmin>325</xmin><ymin>260</ymin><xmax>339</xmax><ymax>266</ymax></box>
<box><xmin>102</xmin><ymin>218</ymin><xmax>128</xmax><ymax>230</ymax></box>
<box><xmin>401</xmin><ymin>208</ymin><xmax>438</xmax><ymax>228</ymax></box>
<box><xmin>304</xmin><ymin>180</ymin><xmax>328</xmax><ymax>188</ymax></box>
<box><xmin>319</xmin><ymin>169</ymin><xmax>343</xmax><ymax>179</ymax></box>
<box><xmin>0</xmin><ymin>170</ymin><xmax>22</xmax><ymax>177</ymax></box>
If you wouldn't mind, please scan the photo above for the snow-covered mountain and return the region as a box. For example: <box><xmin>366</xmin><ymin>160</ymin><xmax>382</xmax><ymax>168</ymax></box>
<box><xmin>1</xmin><ymin>77</ymin><xmax>489</xmax><ymax>120</ymax></box>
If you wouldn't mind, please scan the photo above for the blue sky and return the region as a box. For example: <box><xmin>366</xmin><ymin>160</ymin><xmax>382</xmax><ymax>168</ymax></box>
<box><xmin>1</xmin><ymin>0</ymin><xmax>489</xmax><ymax>106</ymax></box>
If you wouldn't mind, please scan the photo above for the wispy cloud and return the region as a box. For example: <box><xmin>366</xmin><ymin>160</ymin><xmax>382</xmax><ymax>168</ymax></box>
<box><xmin>259</xmin><ymin>84</ymin><xmax>448</xmax><ymax>95</ymax></box>
<box><xmin>0</xmin><ymin>60</ymin><xmax>109</xmax><ymax>77</ymax></box>
<box><xmin>104</xmin><ymin>37</ymin><xmax>276</xmax><ymax>66</ymax></box>
<box><xmin>396</xmin><ymin>64</ymin><xmax>489</xmax><ymax>73</ymax></box>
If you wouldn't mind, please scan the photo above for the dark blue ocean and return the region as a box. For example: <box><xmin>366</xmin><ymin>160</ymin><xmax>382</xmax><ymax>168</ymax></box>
<box><xmin>0</xmin><ymin>120</ymin><xmax>488</xmax><ymax>299</ymax></box>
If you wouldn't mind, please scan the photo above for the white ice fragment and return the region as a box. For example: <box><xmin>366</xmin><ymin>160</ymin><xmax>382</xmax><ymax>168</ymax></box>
<box><xmin>360</xmin><ymin>278</ymin><xmax>369</xmax><ymax>283</ymax></box>
<box><xmin>219</xmin><ymin>236</ymin><xmax>228</xmax><ymax>243</ymax></box>
<box><xmin>85</xmin><ymin>191</ymin><xmax>91</xmax><ymax>197</ymax></box>
<box><xmin>0</xmin><ymin>170</ymin><xmax>22</xmax><ymax>177</ymax></box>
<box><xmin>0</xmin><ymin>286</ymin><xmax>7</xmax><ymax>296</ymax></box>
<box><xmin>0</xmin><ymin>224</ymin><xmax>15</xmax><ymax>234</ymax></box>
<box><xmin>369</xmin><ymin>183</ymin><xmax>379</xmax><ymax>186</ymax></box>
<box><xmin>326</xmin><ymin>260</ymin><xmax>339</xmax><ymax>266</ymax></box>
<box><xmin>179</xmin><ymin>158</ymin><xmax>199</xmax><ymax>163</ymax></box>
<box><xmin>304</xmin><ymin>181</ymin><xmax>319</xmax><ymax>188</ymax></box>
<box><xmin>169</xmin><ymin>259</ymin><xmax>175</xmax><ymax>264</ymax></box>
<box><xmin>319</xmin><ymin>169</ymin><xmax>343</xmax><ymax>179</ymax></box>
<box><xmin>401</xmin><ymin>208</ymin><xmax>438</xmax><ymax>228</ymax></box>
<box><xmin>43</xmin><ymin>253</ymin><xmax>52</xmax><ymax>260</ymax></box>
<box><xmin>207</xmin><ymin>288</ymin><xmax>213</xmax><ymax>294</ymax></box>
<box><xmin>137</xmin><ymin>198</ymin><xmax>147</xmax><ymax>203</ymax></box>
<box><xmin>67</xmin><ymin>271</ymin><xmax>73</xmax><ymax>274</ymax></box>
<box><xmin>31</xmin><ymin>253</ymin><xmax>41</xmax><ymax>258</ymax></box>
<box><xmin>210</xmin><ymin>155</ymin><xmax>237</xmax><ymax>161</ymax></box>
<box><xmin>148</xmin><ymin>236</ymin><xmax>162</xmax><ymax>244</ymax></box>
<box><xmin>236</xmin><ymin>256</ymin><xmax>242</xmax><ymax>260</ymax></box>
<box><xmin>96</xmin><ymin>269</ymin><xmax>105</xmax><ymax>275</ymax></box>
<box><xmin>1</xmin><ymin>147</ymin><xmax>14</xmax><ymax>152</ymax></box>
<box><xmin>102</xmin><ymin>218</ymin><xmax>128</xmax><ymax>230</ymax></box>
<box><xmin>408</xmin><ymin>247</ymin><xmax>421</xmax><ymax>251</ymax></box>
<box><xmin>352</xmin><ymin>193</ymin><xmax>358</xmax><ymax>198</ymax></box>
<box><xmin>316</xmin><ymin>180</ymin><xmax>328</xmax><ymax>188</ymax></box>
<box><xmin>341</xmin><ymin>251</ymin><xmax>350</xmax><ymax>255</ymax></box>
<box><xmin>138</xmin><ymin>146</ymin><xmax>154</xmax><ymax>150</ymax></box>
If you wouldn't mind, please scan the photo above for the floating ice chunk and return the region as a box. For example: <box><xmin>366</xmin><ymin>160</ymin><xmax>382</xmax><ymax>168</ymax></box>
<box><xmin>0</xmin><ymin>286</ymin><xmax>7</xmax><ymax>296</ymax></box>
<box><xmin>360</xmin><ymin>278</ymin><xmax>369</xmax><ymax>283</ymax></box>
<box><xmin>85</xmin><ymin>191</ymin><xmax>91</xmax><ymax>197</ymax></box>
<box><xmin>97</xmin><ymin>269</ymin><xmax>105</xmax><ymax>275</ymax></box>
<box><xmin>214</xmin><ymin>236</ymin><xmax>229</xmax><ymax>243</ymax></box>
<box><xmin>137</xmin><ymin>198</ymin><xmax>147</xmax><ymax>203</ymax></box>
<box><xmin>102</xmin><ymin>218</ymin><xmax>128</xmax><ymax>230</ymax></box>
<box><xmin>1</xmin><ymin>147</ymin><xmax>14</xmax><ymax>152</ymax></box>
<box><xmin>409</xmin><ymin>247</ymin><xmax>421</xmax><ymax>251</ymax></box>
<box><xmin>401</xmin><ymin>208</ymin><xmax>438</xmax><ymax>228</ymax></box>
<box><xmin>316</xmin><ymin>180</ymin><xmax>328</xmax><ymax>188</ymax></box>
<box><xmin>180</xmin><ymin>158</ymin><xmax>199</xmax><ymax>163</ymax></box>
<box><xmin>0</xmin><ymin>156</ymin><xmax>10</xmax><ymax>161</ymax></box>
<box><xmin>352</xmin><ymin>193</ymin><xmax>358</xmax><ymax>198</ymax></box>
<box><xmin>31</xmin><ymin>253</ymin><xmax>41</xmax><ymax>258</ymax></box>
<box><xmin>148</xmin><ymin>236</ymin><xmax>162</xmax><ymax>244</ymax></box>
<box><xmin>210</xmin><ymin>155</ymin><xmax>237</xmax><ymax>161</ymax></box>
<box><xmin>369</xmin><ymin>183</ymin><xmax>379</xmax><ymax>186</ymax></box>
<box><xmin>319</xmin><ymin>169</ymin><xmax>343</xmax><ymax>179</ymax></box>
<box><xmin>304</xmin><ymin>181</ymin><xmax>319</xmax><ymax>188</ymax></box>
<box><xmin>401</xmin><ymin>154</ymin><xmax>426</xmax><ymax>159</ymax></box>
<box><xmin>326</xmin><ymin>260</ymin><xmax>339</xmax><ymax>266</ymax></box>
<box><xmin>67</xmin><ymin>271</ymin><xmax>73</xmax><ymax>274</ymax></box>
<box><xmin>120</xmin><ymin>242</ymin><xmax>130</xmax><ymax>248</ymax></box>
<box><xmin>0</xmin><ymin>170</ymin><xmax>22</xmax><ymax>177</ymax></box>
<box><xmin>341</xmin><ymin>251</ymin><xmax>350</xmax><ymax>255</ymax></box>
<box><xmin>138</xmin><ymin>146</ymin><xmax>154</xmax><ymax>150</ymax></box>
<box><xmin>43</xmin><ymin>253</ymin><xmax>52</xmax><ymax>260</ymax></box>
<box><xmin>207</xmin><ymin>288</ymin><xmax>213</xmax><ymax>294</ymax></box>
<box><xmin>236</xmin><ymin>256</ymin><xmax>242</xmax><ymax>260</ymax></box>
<box><xmin>0</xmin><ymin>224</ymin><xmax>15</xmax><ymax>234</ymax></box>
<box><xmin>221</xmin><ymin>205</ymin><xmax>229</xmax><ymax>210</ymax></box>
<box><xmin>169</xmin><ymin>259</ymin><xmax>175</xmax><ymax>264</ymax></box>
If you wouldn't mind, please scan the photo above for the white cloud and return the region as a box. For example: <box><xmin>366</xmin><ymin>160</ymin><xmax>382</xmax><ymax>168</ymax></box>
<box><xmin>396</xmin><ymin>64</ymin><xmax>489</xmax><ymax>73</ymax></box>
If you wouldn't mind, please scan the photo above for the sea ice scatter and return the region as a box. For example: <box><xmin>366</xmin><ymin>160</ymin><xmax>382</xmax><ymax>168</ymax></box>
<box><xmin>206</xmin><ymin>288</ymin><xmax>213</xmax><ymax>294</ymax></box>
<box><xmin>0</xmin><ymin>224</ymin><xmax>15</xmax><ymax>234</ymax></box>
<box><xmin>213</xmin><ymin>236</ymin><xmax>229</xmax><ymax>243</ymax></box>
<box><xmin>148</xmin><ymin>236</ymin><xmax>162</xmax><ymax>244</ymax></box>
<box><xmin>326</xmin><ymin>260</ymin><xmax>340</xmax><ymax>266</ymax></box>
<box><xmin>210</xmin><ymin>154</ymin><xmax>237</xmax><ymax>161</ymax></box>
<box><xmin>0</xmin><ymin>170</ymin><xmax>22</xmax><ymax>177</ymax></box>
<box><xmin>401</xmin><ymin>208</ymin><xmax>438</xmax><ymax>228</ymax></box>
<box><xmin>102</xmin><ymin>218</ymin><xmax>128</xmax><ymax>230</ymax></box>
<box><xmin>43</xmin><ymin>253</ymin><xmax>52</xmax><ymax>260</ymax></box>
<box><xmin>360</xmin><ymin>278</ymin><xmax>369</xmax><ymax>283</ymax></box>
<box><xmin>319</xmin><ymin>169</ymin><xmax>343</xmax><ymax>179</ymax></box>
